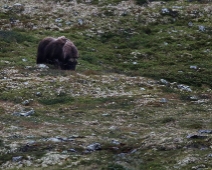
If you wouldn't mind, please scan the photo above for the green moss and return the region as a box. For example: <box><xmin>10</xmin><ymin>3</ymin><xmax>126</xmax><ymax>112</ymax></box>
<box><xmin>0</xmin><ymin>30</ymin><xmax>35</xmax><ymax>43</ymax></box>
<box><xmin>102</xmin><ymin>163</ymin><xmax>129</xmax><ymax>170</ymax></box>
<box><xmin>161</xmin><ymin>117</ymin><xmax>176</xmax><ymax>124</ymax></box>
<box><xmin>39</xmin><ymin>96</ymin><xmax>75</xmax><ymax>105</ymax></box>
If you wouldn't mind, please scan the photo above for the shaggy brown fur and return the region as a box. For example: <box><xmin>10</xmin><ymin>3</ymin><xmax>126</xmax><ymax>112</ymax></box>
<box><xmin>36</xmin><ymin>36</ymin><xmax>79</xmax><ymax>70</ymax></box>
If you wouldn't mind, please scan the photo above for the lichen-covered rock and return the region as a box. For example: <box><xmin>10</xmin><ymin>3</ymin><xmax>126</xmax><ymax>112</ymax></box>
<box><xmin>38</xmin><ymin>152</ymin><xmax>69</xmax><ymax>167</ymax></box>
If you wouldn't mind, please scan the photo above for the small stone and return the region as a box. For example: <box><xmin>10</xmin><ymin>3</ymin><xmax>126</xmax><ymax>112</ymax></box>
<box><xmin>73</xmin><ymin>12</ymin><xmax>79</xmax><ymax>16</ymax></box>
<box><xmin>130</xmin><ymin>149</ymin><xmax>137</xmax><ymax>154</ymax></box>
<box><xmin>66</xmin><ymin>21</ymin><xmax>72</xmax><ymax>25</ymax></box>
<box><xmin>68</xmin><ymin>149</ymin><xmax>77</xmax><ymax>152</ymax></box>
<box><xmin>117</xmin><ymin>153</ymin><xmax>126</xmax><ymax>158</ymax></box>
<box><xmin>70</xmin><ymin>135</ymin><xmax>80</xmax><ymax>138</ymax></box>
<box><xmin>12</xmin><ymin>156</ymin><xmax>23</xmax><ymax>162</ymax></box>
<box><xmin>111</xmin><ymin>140</ymin><xmax>120</xmax><ymax>145</ymax></box>
<box><xmin>160</xmin><ymin>79</ymin><xmax>170</xmax><ymax>86</ymax></box>
<box><xmin>78</xmin><ymin>19</ymin><xmax>84</xmax><ymax>25</ymax></box>
<box><xmin>3</xmin><ymin>4</ymin><xmax>9</xmax><ymax>9</ymax></box>
<box><xmin>199</xmin><ymin>25</ymin><xmax>205</xmax><ymax>32</ymax></box>
<box><xmin>42</xmin><ymin>163</ymin><xmax>48</xmax><ymax>168</ymax></box>
<box><xmin>109</xmin><ymin>126</ymin><xmax>117</xmax><ymax>130</ymax></box>
<box><xmin>189</xmin><ymin>96</ymin><xmax>199</xmax><ymax>101</ymax></box>
<box><xmin>25</xmin><ymin>160</ymin><xmax>33</xmax><ymax>167</ymax></box>
<box><xmin>55</xmin><ymin>18</ymin><xmax>63</xmax><ymax>23</ymax></box>
<box><xmin>161</xmin><ymin>8</ymin><xmax>169</xmax><ymax>14</ymax></box>
<box><xmin>177</xmin><ymin>84</ymin><xmax>192</xmax><ymax>92</ymax></box>
<box><xmin>57</xmin><ymin>23</ymin><xmax>62</xmax><ymax>27</ymax></box>
<box><xmin>186</xmin><ymin>134</ymin><xmax>207</xmax><ymax>139</ymax></box>
<box><xmin>188</xmin><ymin>21</ymin><xmax>193</xmax><ymax>27</ymax></box>
<box><xmin>22</xmin><ymin>100</ymin><xmax>30</xmax><ymax>106</ymax></box>
<box><xmin>20</xmin><ymin>110</ymin><xmax>35</xmax><ymax>116</ymax></box>
<box><xmin>33</xmin><ymin>26</ymin><xmax>38</xmax><ymax>30</ymax></box>
<box><xmin>160</xmin><ymin>98</ymin><xmax>168</xmax><ymax>103</ymax></box>
<box><xmin>37</xmin><ymin>64</ymin><xmax>49</xmax><ymax>69</ymax></box>
<box><xmin>190</xmin><ymin>65</ymin><xmax>198</xmax><ymax>70</ymax></box>
<box><xmin>198</xmin><ymin>130</ymin><xmax>212</xmax><ymax>134</ymax></box>
<box><xmin>13</xmin><ymin>3</ymin><xmax>22</xmax><ymax>7</ymax></box>
<box><xmin>191</xmin><ymin>164</ymin><xmax>206</xmax><ymax>169</ymax></box>
<box><xmin>13</xmin><ymin>3</ymin><xmax>24</xmax><ymax>11</ymax></box>
<box><xmin>47</xmin><ymin>138</ymin><xmax>62</xmax><ymax>142</ymax></box>
<box><xmin>36</xmin><ymin>92</ymin><xmax>42</xmax><ymax>96</ymax></box>
<box><xmin>102</xmin><ymin>113</ymin><xmax>110</xmax><ymax>116</ymax></box>
<box><xmin>86</xmin><ymin>143</ymin><xmax>101</xmax><ymax>151</ymax></box>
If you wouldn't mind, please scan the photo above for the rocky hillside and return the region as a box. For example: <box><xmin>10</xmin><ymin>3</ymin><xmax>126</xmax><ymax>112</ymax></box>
<box><xmin>1</xmin><ymin>0</ymin><xmax>212</xmax><ymax>169</ymax></box>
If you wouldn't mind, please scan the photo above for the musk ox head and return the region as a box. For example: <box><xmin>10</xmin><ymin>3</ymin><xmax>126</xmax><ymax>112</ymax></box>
<box><xmin>36</xmin><ymin>36</ymin><xmax>79</xmax><ymax>70</ymax></box>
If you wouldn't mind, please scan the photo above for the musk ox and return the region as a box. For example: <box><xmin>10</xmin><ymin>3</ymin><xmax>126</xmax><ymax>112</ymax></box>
<box><xmin>36</xmin><ymin>36</ymin><xmax>79</xmax><ymax>70</ymax></box>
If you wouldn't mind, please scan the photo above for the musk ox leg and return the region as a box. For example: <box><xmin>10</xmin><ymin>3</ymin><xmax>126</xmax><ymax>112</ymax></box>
<box><xmin>36</xmin><ymin>37</ymin><xmax>55</xmax><ymax>64</ymax></box>
<box><xmin>53</xmin><ymin>59</ymin><xmax>62</xmax><ymax>69</ymax></box>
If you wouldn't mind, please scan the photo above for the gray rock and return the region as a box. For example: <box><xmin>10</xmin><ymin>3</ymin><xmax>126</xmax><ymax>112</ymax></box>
<box><xmin>13</xmin><ymin>3</ymin><xmax>22</xmax><ymax>7</ymax></box>
<box><xmin>55</xmin><ymin>18</ymin><xmax>63</xmax><ymax>23</ymax></box>
<box><xmin>2</xmin><ymin>4</ymin><xmax>9</xmax><ymax>9</ymax></box>
<box><xmin>189</xmin><ymin>96</ymin><xmax>199</xmax><ymax>101</ymax></box>
<box><xmin>39</xmin><ymin>152</ymin><xmax>69</xmax><ymax>166</ymax></box>
<box><xmin>73</xmin><ymin>12</ymin><xmax>79</xmax><ymax>16</ymax></box>
<box><xmin>186</xmin><ymin>134</ymin><xmax>207</xmax><ymax>139</ymax></box>
<box><xmin>199</xmin><ymin>25</ymin><xmax>205</xmax><ymax>32</ymax></box>
<box><xmin>188</xmin><ymin>21</ymin><xmax>193</xmax><ymax>27</ymax></box>
<box><xmin>198</xmin><ymin>130</ymin><xmax>212</xmax><ymax>134</ymax></box>
<box><xmin>160</xmin><ymin>98</ymin><xmax>168</xmax><ymax>103</ymax></box>
<box><xmin>19</xmin><ymin>110</ymin><xmax>35</xmax><ymax>116</ymax></box>
<box><xmin>191</xmin><ymin>164</ymin><xmax>206</xmax><ymax>170</ymax></box>
<box><xmin>66</xmin><ymin>21</ymin><xmax>72</xmax><ymax>25</ymax></box>
<box><xmin>57</xmin><ymin>23</ymin><xmax>62</xmax><ymax>27</ymax></box>
<box><xmin>12</xmin><ymin>156</ymin><xmax>23</xmax><ymax>162</ymax></box>
<box><xmin>47</xmin><ymin>138</ymin><xmax>62</xmax><ymax>142</ymax></box>
<box><xmin>86</xmin><ymin>143</ymin><xmax>101</xmax><ymax>151</ymax></box>
<box><xmin>102</xmin><ymin>113</ymin><xmax>110</xmax><ymax>116</ymax></box>
<box><xmin>47</xmin><ymin>137</ymin><xmax>74</xmax><ymax>142</ymax></box>
<box><xmin>37</xmin><ymin>64</ymin><xmax>49</xmax><ymax>69</ymax></box>
<box><xmin>190</xmin><ymin>65</ymin><xmax>198</xmax><ymax>70</ymax></box>
<box><xmin>164</xmin><ymin>42</ymin><xmax>168</xmax><ymax>46</ymax></box>
<box><xmin>161</xmin><ymin>8</ymin><xmax>169</xmax><ymax>14</ymax></box>
<box><xmin>13</xmin><ymin>3</ymin><xmax>24</xmax><ymax>12</ymax></box>
<box><xmin>111</xmin><ymin>140</ymin><xmax>120</xmax><ymax>145</ymax></box>
<box><xmin>36</xmin><ymin>92</ymin><xmax>42</xmax><ymax>97</ymax></box>
<box><xmin>117</xmin><ymin>153</ymin><xmax>126</xmax><ymax>158</ymax></box>
<box><xmin>177</xmin><ymin>84</ymin><xmax>192</xmax><ymax>92</ymax></box>
<box><xmin>78</xmin><ymin>19</ymin><xmax>84</xmax><ymax>25</ymax></box>
<box><xmin>130</xmin><ymin>149</ymin><xmax>137</xmax><ymax>154</ymax></box>
<box><xmin>68</xmin><ymin>149</ymin><xmax>77</xmax><ymax>152</ymax></box>
<box><xmin>22</xmin><ymin>100</ymin><xmax>30</xmax><ymax>106</ymax></box>
<box><xmin>160</xmin><ymin>79</ymin><xmax>170</xmax><ymax>86</ymax></box>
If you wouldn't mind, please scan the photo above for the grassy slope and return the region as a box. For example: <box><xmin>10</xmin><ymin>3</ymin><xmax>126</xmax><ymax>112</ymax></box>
<box><xmin>1</xmin><ymin>0</ymin><xmax>212</xmax><ymax>170</ymax></box>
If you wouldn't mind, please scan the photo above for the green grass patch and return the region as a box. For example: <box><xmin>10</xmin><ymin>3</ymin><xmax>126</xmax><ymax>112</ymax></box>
<box><xmin>39</xmin><ymin>96</ymin><xmax>75</xmax><ymax>105</ymax></box>
<box><xmin>0</xmin><ymin>30</ymin><xmax>35</xmax><ymax>43</ymax></box>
